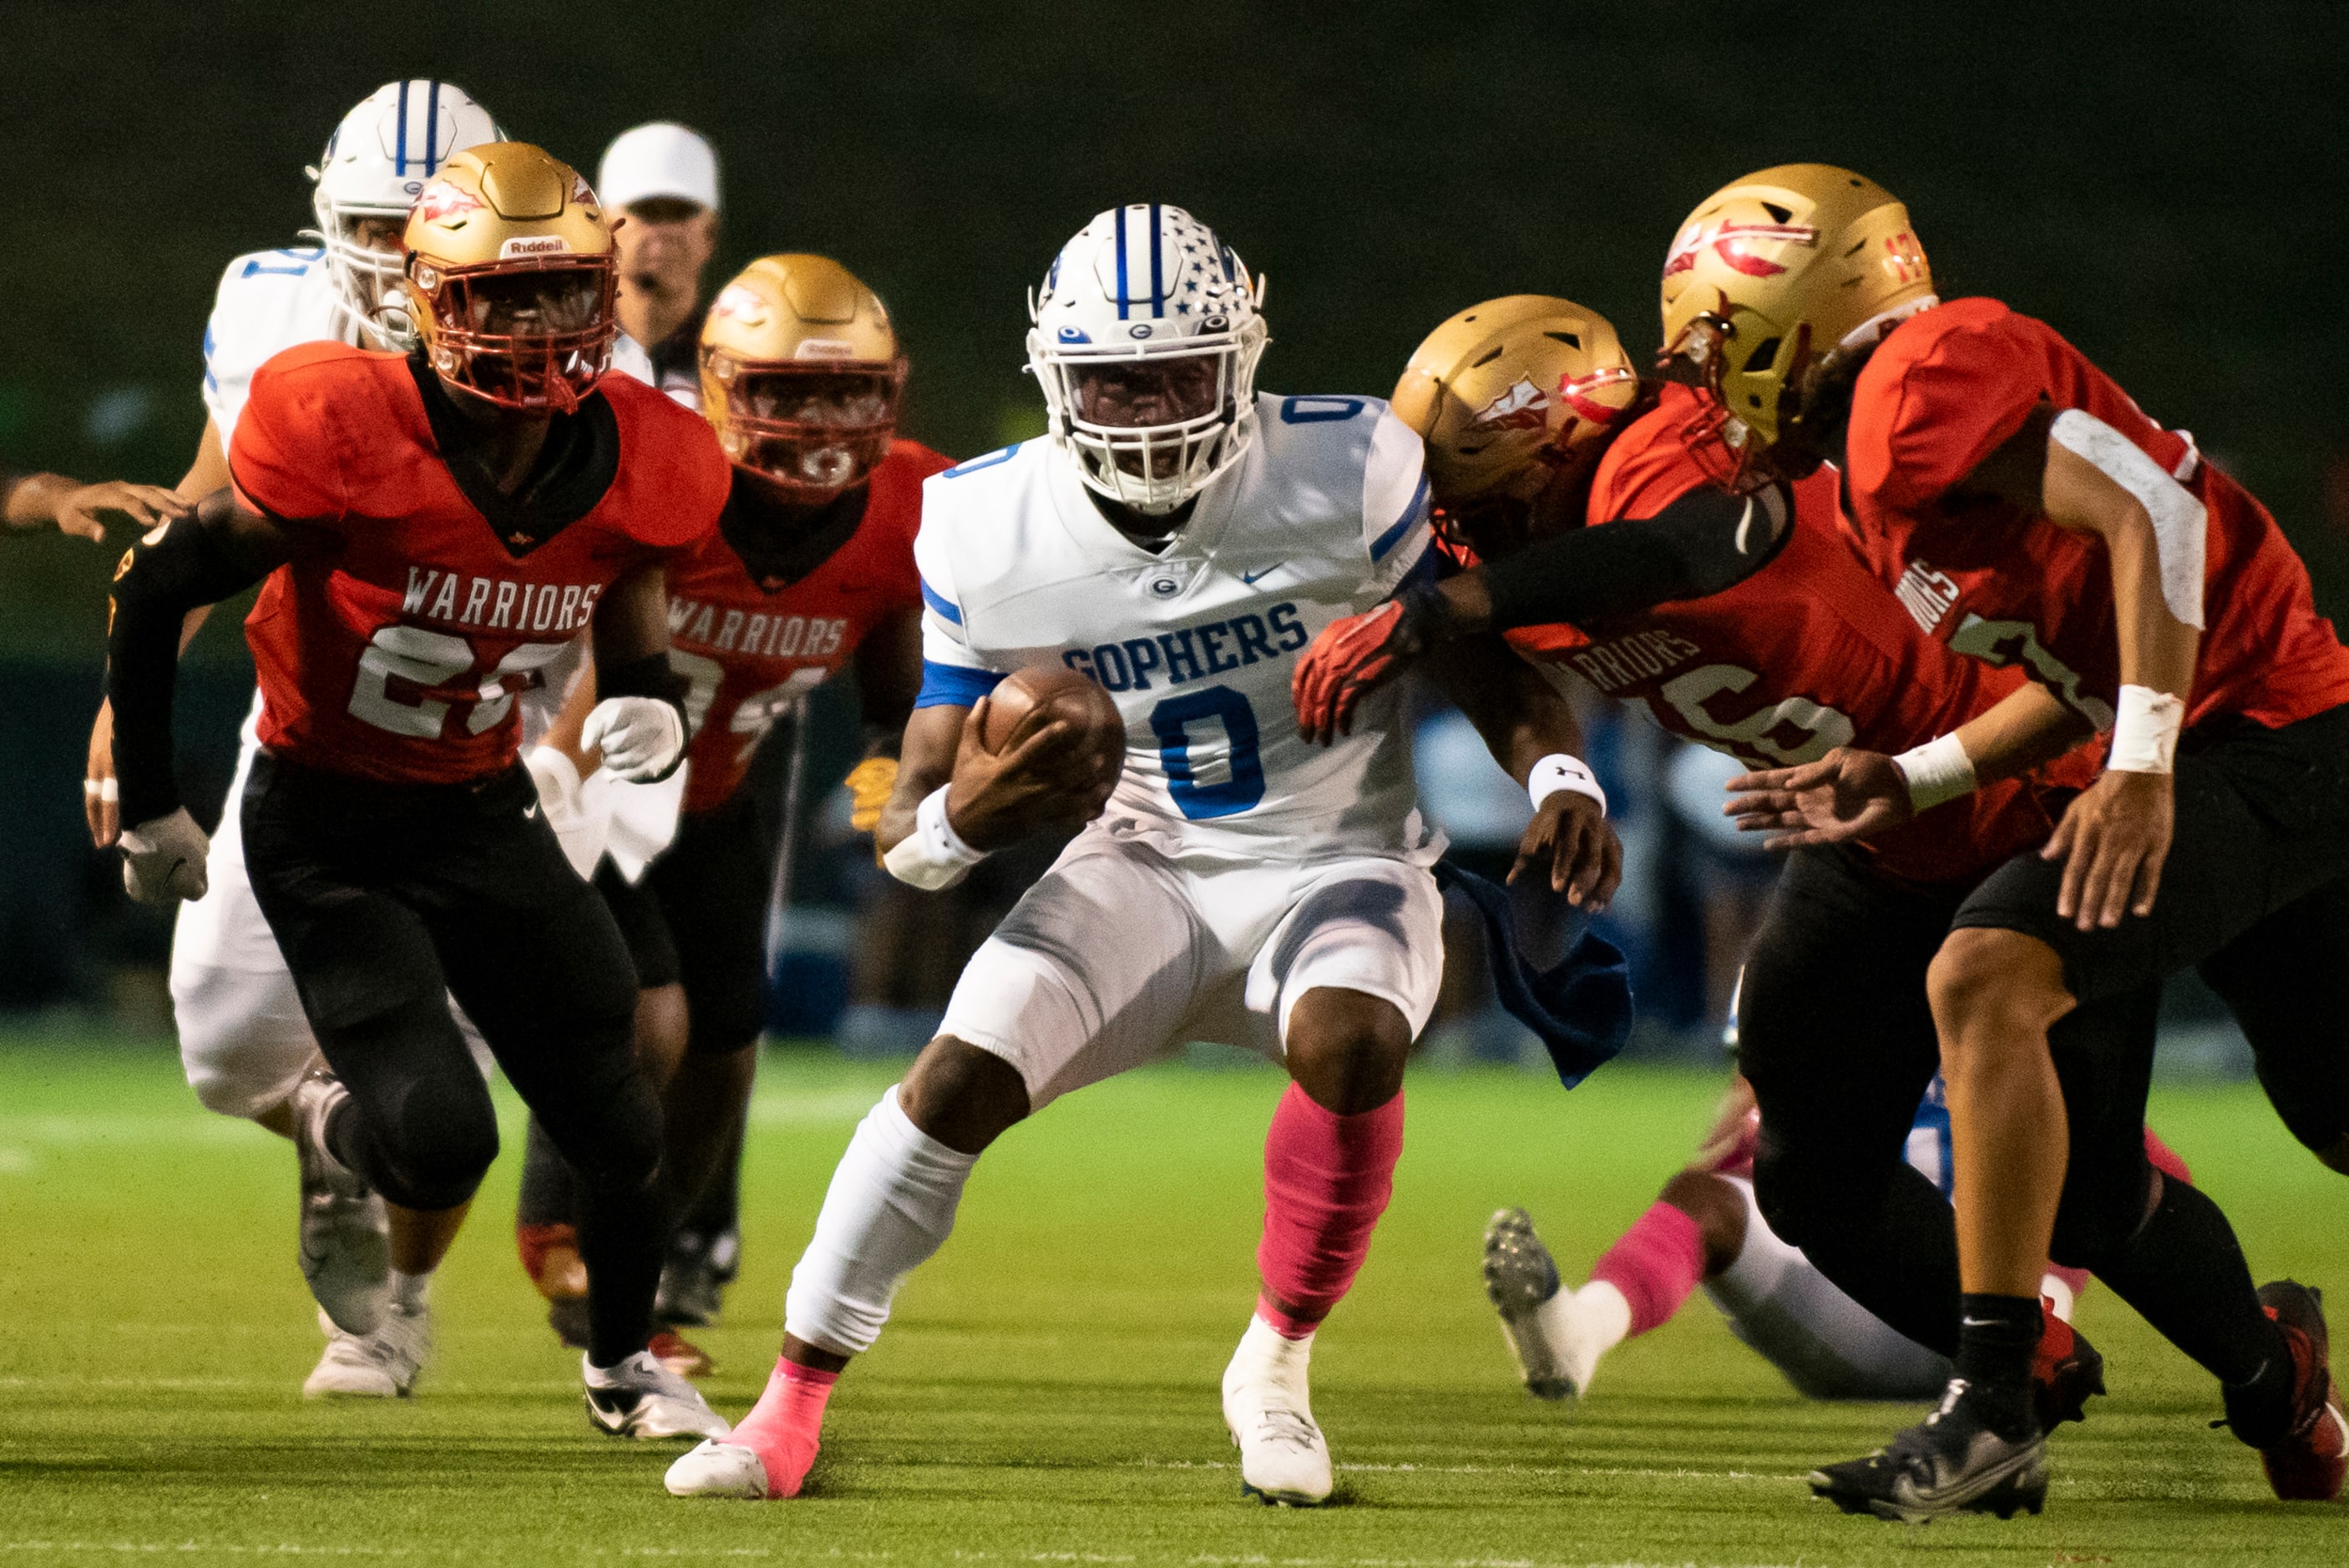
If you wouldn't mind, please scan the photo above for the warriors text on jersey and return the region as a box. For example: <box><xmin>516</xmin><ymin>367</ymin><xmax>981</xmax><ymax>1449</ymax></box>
<box><xmin>227</xmin><ymin>343</ymin><xmax>730</xmax><ymax>784</ymax></box>
<box><xmin>1484</xmin><ymin>386</ymin><xmax>2069</xmax><ymax>888</ymax></box>
<box><xmin>1842</xmin><ymin>297</ymin><xmax>2349</xmax><ymax>732</ymax></box>
<box><xmin>916</xmin><ymin>394</ymin><xmax>1436</xmax><ymax>864</ymax></box>
<box><xmin>669</xmin><ymin>438</ymin><xmax>949</xmax><ymax>812</ymax></box>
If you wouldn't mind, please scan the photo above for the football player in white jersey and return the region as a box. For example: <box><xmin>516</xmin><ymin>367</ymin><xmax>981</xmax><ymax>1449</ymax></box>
<box><xmin>81</xmin><ymin>80</ymin><xmax>504</xmax><ymax>1400</ymax></box>
<box><xmin>666</xmin><ymin>204</ymin><xmax>1621</xmax><ymax>1507</ymax></box>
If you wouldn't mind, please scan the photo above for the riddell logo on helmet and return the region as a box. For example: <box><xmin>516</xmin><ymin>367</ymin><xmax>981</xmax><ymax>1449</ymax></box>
<box><xmin>1470</xmin><ymin>378</ymin><xmax>1548</xmax><ymax>432</ymax></box>
<box><xmin>499</xmin><ymin>235</ymin><xmax>570</xmax><ymax>259</ymax></box>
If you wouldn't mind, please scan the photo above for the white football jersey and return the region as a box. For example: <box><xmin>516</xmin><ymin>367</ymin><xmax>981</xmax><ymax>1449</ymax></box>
<box><xmin>200</xmin><ymin>245</ymin><xmax>350</xmax><ymax>441</ymax></box>
<box><xmin>917</xmin><ymin>392</ymin><xmax>1439</xmax><ymax>865</ymax></box>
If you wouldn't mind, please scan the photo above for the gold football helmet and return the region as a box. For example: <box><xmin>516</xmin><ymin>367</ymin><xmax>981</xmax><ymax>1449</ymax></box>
<box><xmin>1658</xmin><ymin>164</ymin><xmax>1936</xmax><ymax>483</ymax></box>
<box><xmin>701</xmin><ymin>255</ymin><xmax>906</xmax><ymax>503</ymax></box>
<box><xmin>1390</xmin><ymin>296</ymin><xmax>1640</xmax><ymax>559</ymax></box>
<box><xmin>401</xmin><ymin>143</ymin><xmax>617</xmax><ymax>412</ymax></box>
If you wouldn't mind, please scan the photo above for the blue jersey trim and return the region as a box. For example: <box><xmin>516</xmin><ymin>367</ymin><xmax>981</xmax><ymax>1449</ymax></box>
<box><xmin>915</xmin><ymin>660</ymin><xmax>1005</xmax><ymax>709</ymax></box>
<box><xmin>940</xmin><ymin>444</ymin><xmax>1017</xmax><ymax>478</ymax></box>
<box><xmin>919</xmin><ymin>578</ymin><xmax>964</xmax><ymax>625</ymax></box>
<box><xmin>1369</xmin><ymin>473</ymin><xmax>1430</xmax><ymax>562</ymax></box>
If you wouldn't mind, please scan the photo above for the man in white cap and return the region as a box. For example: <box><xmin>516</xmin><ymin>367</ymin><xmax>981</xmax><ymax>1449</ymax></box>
<box><xmin>599</xmin><ymin>122</ymin><xmax>722</xmax><ymax>405</ymax></box>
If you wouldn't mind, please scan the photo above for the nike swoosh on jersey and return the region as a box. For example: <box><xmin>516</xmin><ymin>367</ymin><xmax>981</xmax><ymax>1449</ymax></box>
<box><xmin>1240</xmin><ymin>564</ymin><xmax>1285</xmax><ymax>584</ymax></box>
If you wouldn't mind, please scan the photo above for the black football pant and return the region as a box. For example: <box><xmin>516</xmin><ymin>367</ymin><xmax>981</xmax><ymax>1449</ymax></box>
<box><xmin>1953</xmin><ymin>702</ymin><xmax>2349</xmax><ymax>1167</ymax></box>
<box><xmin>1739</xmin><ymin>842</ymin><xmax>2199</xmax><ymax>1362</ymax></box>
<box><xmin>242</xmin><ymin>751</ymin><xmax>666</xmax><ymax>1367</ymax></box>
<box><xmin>518</xmin><ymin>789</ymin><xmax>775</xmax><ymax>1274</ymax></box>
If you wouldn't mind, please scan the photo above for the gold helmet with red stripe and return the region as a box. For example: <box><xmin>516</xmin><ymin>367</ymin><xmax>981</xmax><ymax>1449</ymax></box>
<box><xmin>1658</xmin><ymin>164</ymin><xmax>1935</xmax><ymax>486</ymax></box>
<box><xmin>1390</xmin><ymin>296</ymin><xmax>1641</xmax><ymax>559</ymax></box>
<box><xmin>700</xmin><ymin>254</ymin><xmax>906</xmax><ymax>503</ymax></box>
<box><xmin>402</xmin><ymin>143</ymin><xmax>617</xmax><ymax>412</ymax></box>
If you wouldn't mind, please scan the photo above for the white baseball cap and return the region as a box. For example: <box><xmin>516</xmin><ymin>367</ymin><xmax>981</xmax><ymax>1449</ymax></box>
<box><xmin>597</xmin><ymin>122</ymin><xmax>721</xmax><ymax>213</ymax></box>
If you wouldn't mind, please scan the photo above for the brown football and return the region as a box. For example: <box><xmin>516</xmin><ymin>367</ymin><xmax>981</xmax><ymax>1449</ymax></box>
<box><xmin>976</xmin><ymin>665</ymin><xmax>1125</xmax><ymax>769</ymax></box>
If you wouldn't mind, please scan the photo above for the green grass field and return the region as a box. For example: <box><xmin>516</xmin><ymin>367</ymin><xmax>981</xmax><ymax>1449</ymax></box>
<box><xmin>2</xmin><ymin>1034</ymin><xmax>2342</xmax><ymax>1566</ymax></box>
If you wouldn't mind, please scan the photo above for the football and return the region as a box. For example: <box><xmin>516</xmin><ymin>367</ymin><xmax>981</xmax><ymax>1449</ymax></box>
<box><xmin>975</xmin><ymin>664</ymin><xmax>1125</xmax><ymax>771</ymax></box>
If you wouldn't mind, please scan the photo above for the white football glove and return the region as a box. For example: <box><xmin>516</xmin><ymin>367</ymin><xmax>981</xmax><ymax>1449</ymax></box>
<box><xmin>581</xmin><ymin>696</ymin><xmax>686</xmax><ymax>783</ymax></box>
<box><xmin>523</xmin><ymin>745</ymin><xmax>615</xmax><ymax>878</ymax></box>
<box><xmin>119</xmin><ymin>807</ymin><xmax>210</xmax><ymax>905</ymax></box>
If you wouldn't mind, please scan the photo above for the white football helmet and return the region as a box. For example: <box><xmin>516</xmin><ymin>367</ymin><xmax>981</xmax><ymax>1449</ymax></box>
<box><xmin>1025</xmin><ymin>204</ymin><xmax>1269</xmax><ymax>516</ymax></box>
<box><xmin>306</xmin><ymin>80</ymin><xmax>503</xmax><ymax>348</ymax></box>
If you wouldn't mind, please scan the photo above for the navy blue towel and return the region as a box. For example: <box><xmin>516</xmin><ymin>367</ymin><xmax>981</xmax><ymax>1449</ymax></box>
<box><xmin>1434</xmin><ymin>857</ymin><xmax>1634</xmax><ymax>1090</ymax></box>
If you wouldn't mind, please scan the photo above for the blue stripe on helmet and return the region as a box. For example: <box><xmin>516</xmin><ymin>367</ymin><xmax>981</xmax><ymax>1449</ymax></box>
<box><xmin>1148</xmin><ymin>202</ymin><xmax>1164</xmax><ymax>318</ymax></box>
<box><xmin>1113</xmin><ymin>208</ymin><xmax>1130</xmax><ymax>321</ymax></box>
<box><xmin>395</xmin><ymin>81</ymin><xmax>409</xmax><ymax>174</ymax></box>
<box><xmin>423</xmin><ymin>79</ymin><xmax>440</xmax><ymax>173</ymax></box>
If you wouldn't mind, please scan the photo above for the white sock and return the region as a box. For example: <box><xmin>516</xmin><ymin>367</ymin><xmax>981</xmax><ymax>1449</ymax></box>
<box><xmin>1568</xmin><ymin>1279</ymin><xmax>1634</xmax><ymax>1352</ymax></box>
<box><xmin>782</xmin><ymin>1085</ymin><xmax>979</xmax><ymax>1356</ymax></box>
<box><xmin>390</xmin><ymin>1269</ymin><xmax>433</xmax><ymax>1315</ymax></box>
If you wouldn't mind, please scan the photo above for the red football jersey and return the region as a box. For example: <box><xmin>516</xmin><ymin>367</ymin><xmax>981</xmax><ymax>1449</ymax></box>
<box><xmin>230</xmin><ymin>342</ymin><xmax>729</xmax><ymax>785</ymax></box>
<box><xmin>1843</xmin><ymin>297</ymin><xmax>2349</xmax><ymax>733</ymax></box>
<box><xmin>1486</xmin><ymin>387</ymin><xmax>2063</xmax><ymax>888</ymax></box>
<box><xmin>667</xmin><ymin>439</ymin><xmax>949</xmax><ymax>813</ymax></box>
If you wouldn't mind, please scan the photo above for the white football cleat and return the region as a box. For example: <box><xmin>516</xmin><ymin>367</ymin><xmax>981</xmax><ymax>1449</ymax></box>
<box><xmin>584</xmin><ymin>1351</ymin><xmax>733</xmax><ymax>1441</ymax></box>
<box><xmin>291</xmin><ymin>1070</ymin><xmax>390</xmax><ymax>1336</ymax></box>
<box><xmin>1222</xmin><ymin>1314</ymin><xmax>1333</xmax><ymax>1506</ymax></box>
<box><xmin>665</xmin><ymin>1439</ymin><xmax>773</xmax><ymax>1499</ymax></box>
<box><xmin>303</xmin><ymin>1303</ymin><xmax>430</xmax><ymax>1399</ymax></box>
<box><xmin>1483</xmin><ymin>1207</ymin><xmax>1627</xmax><ymax>1399</ymax></box>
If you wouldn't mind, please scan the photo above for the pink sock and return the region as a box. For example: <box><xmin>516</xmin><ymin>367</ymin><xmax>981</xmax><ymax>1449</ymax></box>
<box><xmin>1589</xmin><ymin>1200</ymin><xmax>1707</xmax><ymax>1338</ymax></box>
<box><xmin>2143</xmin><ymin>1125</ymin><xmax>2194</xmax><ymax>1186</ymax></box>
<box><xmin>2045</xmin><ymin>1263</ymin><xmax>2093</xmax><ymax>1304</ymax></box>
<box><xmin>726</xmin><ymin>1356</ymin><xmax>838</xmax><ymax>1498</ymax></box>
<box><xmin>1254</xmin><ymin>1083</ymin><xmax>1405</xmax><ymax>1338</ymax></box>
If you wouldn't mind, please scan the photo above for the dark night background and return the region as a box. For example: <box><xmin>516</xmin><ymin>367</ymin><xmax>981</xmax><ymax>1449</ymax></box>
<box><xmin>4</xmin><ymin>1</ymin><xmax>2345</xmax><ymax>1012</ymax></box>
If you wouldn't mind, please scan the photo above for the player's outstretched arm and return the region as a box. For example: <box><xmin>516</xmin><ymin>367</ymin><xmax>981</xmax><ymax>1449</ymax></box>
<box><xmin>1424</xmin><ymin>633</ymin><xmax>1621</xmax><ymax>909</ymax></box>
<box><xmin>83</xmin><ymin>417</ymin><xmax>233</xmax><ymax>846</ymax></box>
<box><xmin>6</xmin><ymin>470</ymin><xmax>194</xmax><ymax>543</ymax></box>
<box><xmin>106</xmin><ymin>490</ymin><xmax>308</xmax><ymax>903</ymax></box>
<box><xmin>1294</xmin><ymin>487</ymin><xmax>1790</xmax><ymax>742</ymax></box>
<box><xmin>1724</xmin><ymin>683</ymin><xmax>2094</xmax><ymax>851</ymax></box>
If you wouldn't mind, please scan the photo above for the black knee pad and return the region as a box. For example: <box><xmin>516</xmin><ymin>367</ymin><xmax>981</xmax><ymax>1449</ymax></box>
<box><xmin>2253</xmin><ymin>1052</ymin><xmax>2349</xmax><ymax>1163</ymax></box>
<box><xmin>369</xmin><ymin>1072</ymin><xmax>500</xmax><ymax>1211</ymax></box>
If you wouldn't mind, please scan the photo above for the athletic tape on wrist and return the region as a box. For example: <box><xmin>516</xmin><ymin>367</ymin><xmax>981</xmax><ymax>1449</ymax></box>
<box><xmin>1528</xmin><ymin>753</ymin><xmax>1607</xmax><ymax>817</ymax></box>
<box><xmin>2107</xmin><ymin>685</ymin><xmax>2184</xmax><ymax>774</ymax></box>
<box><xmin>1892</xmin><ymin>731</ymin><xmax>1977</xmax><ymax>812</ymax></box>
<box><xmin>882</xmin><ymin>784</ymin><xmax>988</xmax><ymax>890</ymax></box>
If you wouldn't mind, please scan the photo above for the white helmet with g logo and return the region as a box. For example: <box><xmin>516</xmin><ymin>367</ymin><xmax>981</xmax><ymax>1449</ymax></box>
<box><xmin>1025</xmin><ymin>204</ymin><xmax>1269</xmax><ymax>516</ymax></box>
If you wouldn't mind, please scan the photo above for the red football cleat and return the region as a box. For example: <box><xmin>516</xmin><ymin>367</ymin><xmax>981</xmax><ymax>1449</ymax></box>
<box><xmin>2031</xmin><ymin>1298</ymin><xmax>2106</xmax><ymax>1433</ymax></box>
<box><xmin>651</xmin><ymin>1328</ymin><xmax>714</xmax><ymax>1381</ymax></box>
<box><xmin>2253</xmin><ymin>1282</ymin><xmax>2346</xmax><ymax>1503</ymax></box>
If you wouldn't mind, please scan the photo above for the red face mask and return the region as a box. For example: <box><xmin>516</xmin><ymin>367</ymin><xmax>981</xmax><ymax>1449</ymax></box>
<box><xmin>414</xmin><ymin>256</ymin><xmax>618</xmax><ymax>412</ymax></box>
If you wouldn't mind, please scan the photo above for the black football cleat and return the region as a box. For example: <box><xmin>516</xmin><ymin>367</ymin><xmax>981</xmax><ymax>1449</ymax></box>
<box><xmin>1811</xmin><ymin>1379</ymin><xmax>2048</xmax><ymax>1524</ymax></box>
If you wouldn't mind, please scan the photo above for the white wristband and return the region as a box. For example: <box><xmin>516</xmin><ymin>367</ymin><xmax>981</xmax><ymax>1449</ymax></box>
<box><xmin>2107</xmin><ymin>685</ymin><xmax>2184</xmax><ymax>774</ymax></box>
<box><xmin>1528</xmin><ymin>753</ymin><xmax>1606</xmax><ymax>817</ymax></box>
<box><xmin>882</xmin><ymin>785</ymin><xmax>989</xmax><ymax>890</ymax></box>
<box><xmin>1892</xmin><ymin>732</ymin><xmax>1977</xmax><ymax>812</ymax></box>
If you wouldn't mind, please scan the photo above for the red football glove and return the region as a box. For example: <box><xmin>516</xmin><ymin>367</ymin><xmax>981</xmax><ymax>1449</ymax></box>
<box><xmin>1292</xmin><ymin>591</ymin><xmax>1440</xmax><ymax>743</ymax></box>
